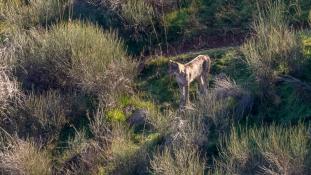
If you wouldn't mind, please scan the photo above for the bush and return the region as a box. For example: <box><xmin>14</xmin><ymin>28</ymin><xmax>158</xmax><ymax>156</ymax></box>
<box><xmin>22</xmin><ymin>91</ymin><xmax>68</xmax><ymax>140</ymax></box>
<box><xmin>195</xmin><ymin>74</ymin><xmax>253</xmax><ymax>133</ymax></box>
<box><xmin>151</xmin><ymin>144</ymin><xmax>205</xmax><ymax>175</ymax></box>
<box><xmin>58</xmin><ymin>130</ymin><xmax>103</xmax><ymax>174</ymax></box>
<box><xmin>99</xmin><ymin>123</ymin><xmax>150</xmax><ymax>174</ymax></box>
<box><xmin>0</xmin><ymin>138</ymin><xmax>52</xmax><ymax>175</ymax></box>
<box><xmin>241</xmin><ymin>0</ymin><xmax>304</xmax><ymax>94</ymax></box>
<box><xmin>88</xmin><ymin>0</ymin><xmax>155</xmax><ymax>25</ymax></box>
<box><xmin>13</xmin><ymin>21</ymin><xmax>137</xmax><ymax>100</ymax></box>
<box><xmin>0</xmin><ymin>0</ymin><xmax>69</xmax><ymax>31</ymax></box>
<box><xmin>0</xmin><ymin>66</ymin><xmax>20</xmax><ymax>117</ymax></box>
<box><xmin>120</xmin><ymin>0</ymin><xmax>155</xmax><ymax>26</ymax></box>
<box><xmin>213</xmin><ymin>124</ymin><xmax>311</xmax><ymax>174</ymax></box>
<box><xmin>90</xmin><ymin>107</ymin><xmax>112</xmax><ymax>146</ymax></box>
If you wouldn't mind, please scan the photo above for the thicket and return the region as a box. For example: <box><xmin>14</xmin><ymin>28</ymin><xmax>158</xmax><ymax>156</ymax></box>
<box><xmin>75</xmin><ymin>0</ymin><xmax>311</xmax><ymax>54</ymax></box>
<box><xmin>241</xmin><ymin>0</ymin><xmax>304</xmax><ymax>97</ymax></box>
<box><xmin>13</xmin><ymin>22</ymin><xmax>136</xmax><ymax>97</ymax></box>
<box><xmin>0</xmin><ymin>0</ymin><xmax>310</xmax><ymax>174</ymax></box>
<box><xmin>213</xmin><ymin>124</ymin><xmax>311</xmax><ymax>174</ymax></box>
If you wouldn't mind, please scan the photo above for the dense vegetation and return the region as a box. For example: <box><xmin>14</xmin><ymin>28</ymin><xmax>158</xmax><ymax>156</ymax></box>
<box><xmin>0</xmin><ymin>0</ymin><xmax>311</xmax><ymax>174</ymax></box>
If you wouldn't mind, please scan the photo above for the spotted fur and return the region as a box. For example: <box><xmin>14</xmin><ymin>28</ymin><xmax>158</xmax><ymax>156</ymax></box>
<box><xmin>168</xmin><ymin>55</ymin><xmax>211</xmax><ymax>108</ymax></box>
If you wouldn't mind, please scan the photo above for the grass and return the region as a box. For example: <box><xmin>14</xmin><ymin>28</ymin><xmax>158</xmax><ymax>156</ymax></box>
<box><xmin>0</xmin><ymin>0</ymin><xmax>311</xmax><ymax>174</ymax></box>
<box><xmin>138</xmin><ymin>46</ymin><xmax>249</xmax><ymax>106</ymax></box>
<box><xmin>151</xmin><ymin>144</ymin><xmax>205</xmax><ymax>175</ymax></box>
<box><xmin>120</xmin><ymin>0</ymin><xmax>155</xmax><ymax>26</ymax></box>
<box><xmin>300</xmin><ymin>31</ymin><xmax>311</xmax><ymax>83</ymax></box>
<box><xmin>241</xmin><ymin>0</ymin><xmax>304</xmax><ymax>94</ymax></box>
<box><xmin>21</xmin><ymin>91</ymin><xmax>68</xmax><ymax>141</ymax></box>
<box><xmin>0</xmin><ymin>138</ymin><xmax>52</xmax><ymax>175</ymax></box>
<box><xmin>0</xmin><ymin>67</ymin><xmax>20</xmax><ymax>117</ymax></box>
<box><xmin>11</xmin><ymin>21</ymin><xmax>136</xmax><ymax>102</ymax></box>
<box><xmin>0</xmin><ymin>0</ymin><xmax>69</xmax><ymax>32</ymax></box>
<box><xmin>266</xmin><ymin>84</ymin><xmax>311</xmax><ymax>122</ymax></box>
<box><xmin>213</xmin><ymin>123</ymin><xmax>311</xmax><ymax>174</ymax></box>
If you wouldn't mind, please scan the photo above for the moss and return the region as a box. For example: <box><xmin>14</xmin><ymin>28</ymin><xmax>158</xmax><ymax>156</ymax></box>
<box><xmin>118</xmin><ymin>95</ymin><xmax>155</xmax><ymax>111</ymax></box>
<box><xmin>107</xmin><ymin>109</ymin><xmax>126</xmax><ymax>122</ymax></box>
<box><xmin>97</xmin><ymin>167</ymin><xmax>107</xmax><ymax>175</ymax></box>
<box><xmin>145</xmin><ymin>132</ymin><xmax>161</xmax><ymax>143</ymax></box>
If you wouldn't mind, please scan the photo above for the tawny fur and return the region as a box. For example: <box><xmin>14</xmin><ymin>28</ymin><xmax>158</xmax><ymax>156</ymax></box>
<box><xmin>168</xmin><ymin>55</ymin><xmax>211</xmax><ymax>108</ymax></box>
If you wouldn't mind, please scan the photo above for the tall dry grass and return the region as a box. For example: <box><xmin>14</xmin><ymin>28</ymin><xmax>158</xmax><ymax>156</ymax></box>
<box><xmin>0</xmin><ymin>138</ymin><xmax>52</xmax><ymax>175</ymax></box>
<box><xmin>22</xmin><ymin>91</ymin><xmax>68</xmax><ymax>140</ymax></box>
<box><xmin>91</xmin><ymin>108</ymin><xmax>150</xmax><ymax>174</ymax></box>
<box><xmin>0</xmin><ymin>66</ymin><xmax>20</xmax><ymax>117</ymax></box>
<box><xmin>11</xmin><ymin>21</ymin><xmax>136</xmax><ymax>105</ymax></box>
<box><xmin>151</xmin><ymin>144</ymin><xmax>205</xmax><ymax>175</ymax></box>
<box><xmin>195</xmin><ymin>74</ymin><xmax>253</xmax><ymax>133</ymax></box>
<box><xmin>0</xmin><ymin>0</ymin><xmax>69</xmax><ymax>32</ymax></box>
<box><xmin>0</xmin><ymin>39</ymin><xmax>21</xmax><ymax>120</ymax></box>
<box><xmin>89</xmin><ymin>0</ymin><xmax>155</xmax><ymax>26</ymax></box>
<box><xmin>120</xmin><ymin>0</ymin><xmax>155</xmax><ymax>26</ymax></box>
<box><xmin>241</xmin><ymin>0</ymin><xmax>304</xmax><ymax>94</ymax></box>
<box><xmin>213</xmin><ymin>123</ymin><xmax>310</xmax><ymax>174</ymax></box>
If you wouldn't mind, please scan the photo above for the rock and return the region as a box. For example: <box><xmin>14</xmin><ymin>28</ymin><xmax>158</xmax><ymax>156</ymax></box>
<box><xmin>127</xmin><ymin>109</ymin><xmax>148</xmax><ymax>128</ymax></box>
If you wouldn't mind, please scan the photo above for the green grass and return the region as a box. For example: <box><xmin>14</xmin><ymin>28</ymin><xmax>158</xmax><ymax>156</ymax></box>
<box><xmin>261</xmin><ymin>84</ymin><xmax>311</xmax><ymax>123</ymax></box>
<box><xmin>138</xmin><ymin>47</ymin><xmax>250</xmax><ymax>107</ymax></box>
<box><xmin>118</xmin><ymin>95</ymin><xmax>155</xmax><ymax>111</ymax></box>
<box><xmin>1</xmin><ymin>0</ymin><xmax>311</xmax><ymax>174</ymax></box>
<box><xmin>301</xmin><ymin>32</ymin><xmax>311</xmax><ymax>83</ymax></box>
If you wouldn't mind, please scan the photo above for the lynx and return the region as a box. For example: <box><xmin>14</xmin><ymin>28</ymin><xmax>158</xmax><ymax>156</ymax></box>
<box><xmin>168</xmin><ymin>55</ymin><xmax>211</xmax><ymax>108</ymax></box>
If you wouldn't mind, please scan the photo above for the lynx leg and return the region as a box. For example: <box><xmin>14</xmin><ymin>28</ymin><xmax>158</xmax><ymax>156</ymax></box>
<box><xmin>179</xmin><ymin>85</ymin><xmax>186</xmax><ymax>108</ymax></box>
<box><xmin>185</xmin><ymin>84</ymin><xmax>190</xmax><ymax>106</ymax></box>
<box><xmin>198</xmin><ymin>75</ymin><xmax>206</xmax><ymax>94</ymax></box>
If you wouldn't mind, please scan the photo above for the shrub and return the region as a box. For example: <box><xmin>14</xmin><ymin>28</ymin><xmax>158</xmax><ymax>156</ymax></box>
<box><xmin>146</xmin><ymin>109</ymin><xmax>175</xmax><ymax>136</ymax></box>
<box><xmin>0</xmin><ymin>66</ymin><xmax>20</xmax><ymax>117</ymax></box>
<box><xmin>58</xmin><ymin>130</ymin><xmax>102</xmax><ymax>174</ymax></box>
<box><xmin>102</xmin><ymin>123</ymin><xmax>150</xmax><ymax>174</ymax></box>
<box><xmin>0</xmin><ymin>90</ymin><xmax>68</xmax><ymax>142</ymax></box>
<box><xmin>163</xmin><ymin>2</ymin><xmax>201</xmax><ymax>41</ymax></box>
<box><xmin>89</xmin><ymin>0</ymin><xmax>155</xmax><ymax>25</ymax></box>
<box><xmin>241</xmin><ymin>0</ymin><xmax>304</xmax><ymax>94</ymax></box>
<box><xmin>164</xmin><ymin>8</ymin><xmax>192</xmax><ymax>39</ymax></box>
<box><xmin>13</xmin><ymin>21</ymin><xmax>137</xmax><ymax>101</ymax></box>
<box><xmin>195</xmin><ymin>74</ymin><xmax>252</xmax><ymax>133</ymax></box>
<box><xmin>0</xmin><ymin>0</ymin><xmax>69</xmax><ymax>31</ymax></box>
<box><xmin>151</xmin><ymin>144</ymin><xmax>205</xmax><ymax>175</ymax></box>
<box><xmin>213</xmin><ymin>123</ymin><xmax>311</xmax><ymax>174</ymax></box>
<box><xmin>120</xmin><ymin>0</ymin><xmax>155</xmax><ymax>26</ymax></box>
<box><xmin>0</xmin><ymin>138</ymin><xmax>52</xmax><ymax>175</ymax></box>
<box><xmin>90</xmin><ymin>107</ymin><xmax>112</xmax><ymax>146</ymax></box>
<box><xmin>22</xmin><ymin>91</ymin><xmax>68</xmax><ymax>140</ymax></box>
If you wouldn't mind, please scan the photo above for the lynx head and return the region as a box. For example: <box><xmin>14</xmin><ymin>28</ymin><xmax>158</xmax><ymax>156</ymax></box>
<box><xmin>168</xmin><ymin>60</ymin><xmax>179</xmax><ymax>75</ymax></box>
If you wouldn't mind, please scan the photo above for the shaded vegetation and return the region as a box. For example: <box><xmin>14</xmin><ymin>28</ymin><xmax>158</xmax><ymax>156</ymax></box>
<box><xmin>0</xmin><ymin>0</ymin><xmax>310</xmax><ymax>175</ymax></box>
